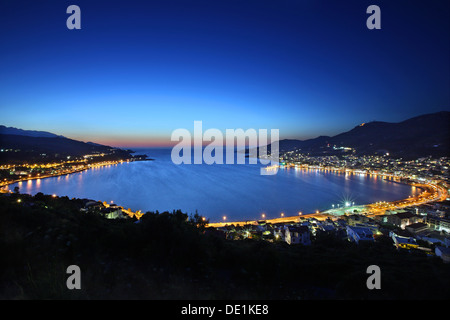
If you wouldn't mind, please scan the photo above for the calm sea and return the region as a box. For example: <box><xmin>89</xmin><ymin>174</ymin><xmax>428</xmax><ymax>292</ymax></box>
<box><xmin>11</xmin><ymin>148</ymin><xmax>418</xmax><ymax>222</ymax></box>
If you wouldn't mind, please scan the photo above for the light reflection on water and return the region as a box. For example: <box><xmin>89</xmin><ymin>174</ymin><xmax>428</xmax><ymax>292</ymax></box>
<box><xmin>9</xmin><ymin>148</ymin><xmax>419</xmax><ymax>222</ymax></box>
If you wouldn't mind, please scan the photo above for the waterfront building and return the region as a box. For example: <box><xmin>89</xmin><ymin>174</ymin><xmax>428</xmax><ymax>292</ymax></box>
<box><xmin>103</xmin><ymin>207</ymin><xmax>124</xmax><ymax>219</ymax></box>
<box><xmin>388</xmin><ymin>212</ymin><xmax>422</xmax><ymax>229</ymax></box>
<box><xmin>426</xmin><ymin>216</ymin><xmax>450</xmax><ymax>233</ymax></box>
<box><xmin>405</xmin><ymin>222</ymin><xmax>429</xmax><ymax>235</ymax></box>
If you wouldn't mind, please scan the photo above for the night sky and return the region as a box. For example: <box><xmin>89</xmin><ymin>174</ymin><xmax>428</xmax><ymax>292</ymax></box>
<box><xmin>1</xmin><ymin>0</ymin><xmax>449</xmax><ymax>147</ymax></box>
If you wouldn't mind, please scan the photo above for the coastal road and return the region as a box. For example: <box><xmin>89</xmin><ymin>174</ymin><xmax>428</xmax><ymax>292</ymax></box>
<box><xmin>207</xmin><ymin>181</ymin><xmax>448</xmax><ymax>228</ymax></box>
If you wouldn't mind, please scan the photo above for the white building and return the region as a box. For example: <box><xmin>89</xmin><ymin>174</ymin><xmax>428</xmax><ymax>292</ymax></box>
<box><xmin>103</xmin><ymin>206</ymin><xmax>124</xmax><ymax>219</ymax></box>
<box><xmin>390</xmin><ymin>232</ymin><xmax>418</xmax><ymax>249</ymax></box>
<box><xmin>346</xmin><ymin>226</ymin><xmax>374</xmax><ymax>244</ymax></box>
<box><xmin>285</xmin><ymin>226</ymin><xmax>311</xmax><ymax>245</ymax></box>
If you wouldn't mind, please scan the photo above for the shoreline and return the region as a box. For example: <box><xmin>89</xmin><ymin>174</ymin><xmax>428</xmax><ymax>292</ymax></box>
<box><xmin>2</xmin><ymin>159</ymin><xmax>447</xmax><ymax>225</ymax></box>
<box><xmin>207</xmin><ymin>164</ymin><xmax>448</xmax><ymax>227</ymax></box>
<box><xmin>1</xmin><ymin>157</ymin><xmax>152</xmax><ymax>190</ymax></box>
<box><xmin>0</xmin><ymin>157</ymin><xmax>152</xmax><ymax>219</ymax></box>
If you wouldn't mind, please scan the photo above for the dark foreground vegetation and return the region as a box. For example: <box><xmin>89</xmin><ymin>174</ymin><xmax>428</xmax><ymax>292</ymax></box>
<box><xmin>1</xmin><ymin>192</ymin><xmax>450</xmax><ymax>300</ymax></box>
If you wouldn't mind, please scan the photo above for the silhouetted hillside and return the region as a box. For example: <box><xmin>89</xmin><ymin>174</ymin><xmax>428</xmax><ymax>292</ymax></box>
<box><xmin>0</xmin><ymin>125</ymin><xmax>65</xmax><ymax>138</ymax></box>
<box><xmin>0</xmin><ymin>134</ymin><xmax>114</xmax><ymax>155</ymax></box>
<box><xmin>0</xmin><ymin>134</ymin><xmax>137</xmax><ymax>164</ymax></box>
<box><xmin>0</xmin><ymin>130</ymin><xmax>138</xmax><ymax>164</ymax></box>
<box><xmin>1</xmin><ymin>192</ymin><xmax>450</xmax><ymax>300</ymax></box>
<box><xmin>264</xmin><ymin>111</ymin><xmax>450</xmax><ymax>159</ymax></box>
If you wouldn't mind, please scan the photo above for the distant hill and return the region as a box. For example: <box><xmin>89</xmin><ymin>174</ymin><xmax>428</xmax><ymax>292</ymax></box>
<box><xmin>263</xmin><ymin>111</ymin><xmax>450</xmax><ymax>159</ymax></box>
<box><xmin>0</xmin><ymin>126</ymin><xmax>134</xmax><ymax>164</ymax></box>
<box><xmin>0</xmin><ymin>125</ymin><xmax>65</xmax><ymax>138</ymax></box>
<box><xmin>0</xmin><ymin>134</ymin><xmax>115</xmax><ymax>155</ymax></box>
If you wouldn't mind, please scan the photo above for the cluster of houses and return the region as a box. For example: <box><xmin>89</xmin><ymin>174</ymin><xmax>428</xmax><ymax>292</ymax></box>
<box><xmin>80</xmin><ymin>199</ymin><xmax>126</xmax><ymax>219</ymax></box>
<box><xmin>77</xmin><ymin>196</ymin><xmax>450</xmax><ymax>263</ymax></box>
<box><xmin>211</xmin><ymin>201</ymin><xmax>450</xmax><ymax>263</ymax></box>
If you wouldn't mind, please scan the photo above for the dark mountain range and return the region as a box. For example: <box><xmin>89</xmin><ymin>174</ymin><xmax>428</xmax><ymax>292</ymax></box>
<box><xmin>0</xmin><ymin>125</ymin><xmax>65</xmax><ymax>138</ymax></box>
<box><xmin>0</xmin><ymin>126</ymin><xmax>134</xmax><ymax>164</ymax></box>
<box><xmin>2</xmin><ymin>111</ymin><xmax>449</xmax><ymax>164</ymax></box>
<box><xmin>262</xmin><ymin>111</ymin><xmax>450</xmax><ymax>159</ymax></box>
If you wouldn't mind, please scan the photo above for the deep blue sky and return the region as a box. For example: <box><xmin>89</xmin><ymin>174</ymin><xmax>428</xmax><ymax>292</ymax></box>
<box><xmin>1</xmin><ymin>0</ymin><xmax>449</xmax><ymax>147</ymax></box>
